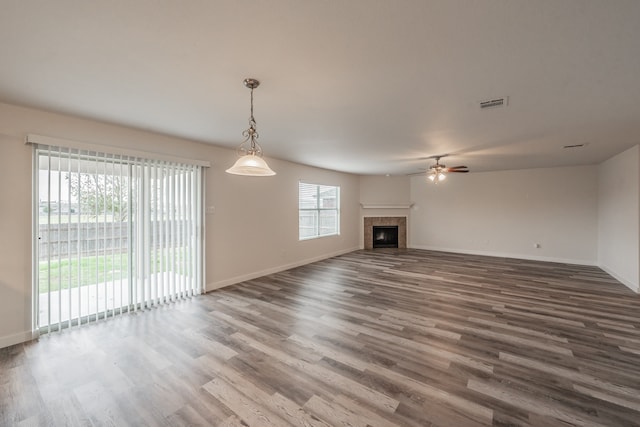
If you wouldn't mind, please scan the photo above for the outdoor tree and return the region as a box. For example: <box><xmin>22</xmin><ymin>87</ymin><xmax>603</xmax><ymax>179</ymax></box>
<box><xmin>67</xmin><ymin>173</ymin><xmax>129</xmax><ymax>221</ymax></box>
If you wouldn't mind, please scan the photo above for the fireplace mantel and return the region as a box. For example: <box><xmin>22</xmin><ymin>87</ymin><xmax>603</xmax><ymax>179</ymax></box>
<box><xmin>360</xmin><ymin>202</ymin><xmax>414</xmax><ymax>209</ymax></box>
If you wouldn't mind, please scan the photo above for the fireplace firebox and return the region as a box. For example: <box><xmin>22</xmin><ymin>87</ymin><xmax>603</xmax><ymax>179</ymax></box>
<box><xmin>363</xmin><ymin>216</ymin><xmax>406</xmax><ymax>249</ymax></box>
<box><xmin>372</xmin><ymin>226</ymin><xmax>399</xmax><ymax>248</ymax></box>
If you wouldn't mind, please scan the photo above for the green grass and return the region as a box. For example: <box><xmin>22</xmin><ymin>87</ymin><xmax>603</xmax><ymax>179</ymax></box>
<box><xmin>39</xmin><ymin>253</ymin><xmax>129</xmax><ymax>293</ymax></box>
<box><xmin>39</xmin><ymin>248</ymin><xmax>191</xmax><ymax>293</ymax></box>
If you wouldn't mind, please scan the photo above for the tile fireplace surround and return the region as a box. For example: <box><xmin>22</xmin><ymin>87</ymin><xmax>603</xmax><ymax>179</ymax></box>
<box><xmin>363</xmin><ymin>216</ymin><xmax>407</xmax><ymax>250</ymax></box>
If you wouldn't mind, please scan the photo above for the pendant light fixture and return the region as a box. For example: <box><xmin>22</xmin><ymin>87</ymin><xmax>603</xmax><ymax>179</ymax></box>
<box><xmin>226</xmin><ymin>78</ymin><xmax>276</xmax><ymax>176</ymax></box>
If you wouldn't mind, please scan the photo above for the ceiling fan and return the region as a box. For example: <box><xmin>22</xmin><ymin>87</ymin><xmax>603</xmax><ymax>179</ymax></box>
<box><xmin>425</xmin><ymin>155</ymin><xmax>469</xmax><ymax>183</ymax></box>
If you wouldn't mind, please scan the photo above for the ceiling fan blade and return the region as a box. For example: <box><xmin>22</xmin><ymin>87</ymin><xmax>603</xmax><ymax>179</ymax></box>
<box><xmin>447</xmin><ymin>169</ymin><xmax>469</xmax><ymax>173</ymax></box>
<box><xmin>447</xmin><ymin>165</ymin><xmax>468</xmax><ymax>170</ymax></box>
<box><xmin>425</xmin><ymin>154</ymin><xmax>450</xmax><ymax>160</ymax></box>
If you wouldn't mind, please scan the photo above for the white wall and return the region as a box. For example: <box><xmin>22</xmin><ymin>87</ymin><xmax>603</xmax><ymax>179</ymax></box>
<box><xmin>0</xmin><ymin>102</ymin><xmax>360</xmax><ymax>348</ymax></box>
<box><xmin>359</xmin><ymin>175</ymin><xmax>410</xmax><ymax>204</ymax></box>
<box><xmin>359</xmin><ymin>175</ymin><xmax>411</xmax><ymax>248</ymax></box>
<box><xmin>409</xmin><ymin>166</ymin><xmax>599</xmax><ymax>264</ymax></box>
<box><xmin>209</xmin><ymin>158</ymin><xmax>360</xmax><ymax>289</ymax></box>
<box><xmin>0</xmin><ymin>133</ymin><xmax>33</xmax><ymax>348</ymax></box>
<box><xmin>597</xmin><ymin>145</ymin><xmax>639</xmax><ymax>292</ymax></box>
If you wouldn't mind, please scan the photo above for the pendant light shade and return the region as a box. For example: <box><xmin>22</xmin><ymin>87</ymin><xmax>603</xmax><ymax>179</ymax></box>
<box><xmin>226</xmin><ymin>153</ymin><xmax>276</xmax><ymax>176</ymax></box>
<box><xmin>225</xmin><ymin>78</ymin><xmax>276</xmax><ymax>176</ymax></box>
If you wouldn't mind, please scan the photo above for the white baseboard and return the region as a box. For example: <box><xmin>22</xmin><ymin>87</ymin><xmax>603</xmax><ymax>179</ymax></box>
<box><xmin>599</xmin><ymin>264</ymin><xmax>639</xmax><ymax>293</ymax></box>
<box><xmin>206</xmin><ymin>246</ymin><xmax>360</xmax><ymax>291</ymax></box>
<box><xmin>0</xmin><ymin>330</ymin><xmax>37</xmax><ymax>349</ymax></box>
<box><xmin>409</xmin><ymin>245</ymin><xmax>597</xmax><ymax>266</ymax></box>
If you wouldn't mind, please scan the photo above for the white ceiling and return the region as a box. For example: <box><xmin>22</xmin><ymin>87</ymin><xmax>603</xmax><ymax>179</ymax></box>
<box><xmin>1</xmin><ymin>0</ymin><xmax>640</xmax><ymax>175</ymax></box>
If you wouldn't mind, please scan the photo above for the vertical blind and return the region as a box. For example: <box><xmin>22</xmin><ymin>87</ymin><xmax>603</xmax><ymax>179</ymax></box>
<box><xmin>35</xmin><ymin>145</ymin><xmax>204</xmax><ymax>333</ymax></box>
<box><xmin>298</xmin><ymin>182</ymin><xmax>340</xmax><ymax>240</ymax></box>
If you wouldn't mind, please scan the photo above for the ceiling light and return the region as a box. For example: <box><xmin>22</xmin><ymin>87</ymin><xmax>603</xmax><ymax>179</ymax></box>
<box><xmin>226</xmin><ymin>78</ymin><xmax>276</xmax><ymax>176</ymax></box>
<box><xmin>427</xmin><ymin>156</ymin><xmax>448</xmax><ymax>184</ymax></box>
<box><xmin>424</xmin><ymin>156</ymin><xmax>468</xmax><ymax>184</ymax></box>
<box><xmin>428</xmin><ymin>170</ymin><xmax>446</xmax><ymax>183</ymax></box>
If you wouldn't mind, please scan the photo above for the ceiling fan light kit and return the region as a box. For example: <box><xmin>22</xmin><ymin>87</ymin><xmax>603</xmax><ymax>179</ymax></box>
<box><xmin>428</xmin><ymin>172</ymin><xmax>446</xmax><ymax>183</ymax></box>
<box><xmin>426</xmin><ymin>155</ymin><xmax>469</xmax><ymax>184</ymax></box>
<box><xmin>226</xmin><ymin>78</ymin><xmax>276</xmax><ymax>177</ymax></box>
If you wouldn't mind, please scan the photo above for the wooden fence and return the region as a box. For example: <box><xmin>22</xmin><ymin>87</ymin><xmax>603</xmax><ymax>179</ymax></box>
<box><xmin>38</xmin><ymin>222</ymin><xmax>188</xmax><ymax>259</ymax></box>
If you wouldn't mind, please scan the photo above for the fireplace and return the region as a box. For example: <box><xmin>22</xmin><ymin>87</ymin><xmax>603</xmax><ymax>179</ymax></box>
<box><xmin>363</xmin><ymin>216</ymin><xmax>407</xmax><ymax>250</ymax></box>
<box><xmin>373</xmin><ymin>226</ymin><xmax>398</xmax><ymax>248</ymax></box>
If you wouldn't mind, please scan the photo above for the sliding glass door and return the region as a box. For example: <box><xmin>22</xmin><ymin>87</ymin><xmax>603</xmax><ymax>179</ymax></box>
<box><xmin>35</xmin><ymin>146</ymin><xmax>203</xmax><ymax>333</ymax></box>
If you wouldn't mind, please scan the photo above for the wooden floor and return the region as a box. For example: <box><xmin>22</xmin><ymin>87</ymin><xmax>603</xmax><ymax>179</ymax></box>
<box><xmin>2</xmin><ymin>249</ymin><xmax>640</xmax><ymax>426</ymax></box>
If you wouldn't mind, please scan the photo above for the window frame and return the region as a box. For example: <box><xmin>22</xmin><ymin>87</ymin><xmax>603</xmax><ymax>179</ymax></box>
<box><xmin>298</xmin><ymin>182</ymin><xmax>340</xmax><ymax>240</ymax></box>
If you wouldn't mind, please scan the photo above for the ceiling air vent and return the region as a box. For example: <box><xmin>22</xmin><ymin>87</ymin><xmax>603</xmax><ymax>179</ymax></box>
<box><xmin>479</xmin><ymin>97</ymin><xmax>508</xmax><ymax>109</ymax></box>
<box><xmin>563</xmin><ymin>143</ymin><xmax>588</xmax><ymax>149</ymax></box>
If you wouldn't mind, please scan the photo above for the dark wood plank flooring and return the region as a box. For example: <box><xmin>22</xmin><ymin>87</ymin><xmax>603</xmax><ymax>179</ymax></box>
<box><xmin>2</xmin><ymin>249</ymin><xmax>640</xmax><ymax>426</ymax></box>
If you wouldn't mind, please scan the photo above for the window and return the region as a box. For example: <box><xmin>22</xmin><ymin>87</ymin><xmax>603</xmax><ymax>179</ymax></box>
<box><xmin>299</xmin><ymin>182</ymin><xmax>340</xmax><ymax>240</ymax></box>
<box><xmin>34</xmin><ymin>145</ymin><xmax>204</xmax><ymax>333</ymax></box>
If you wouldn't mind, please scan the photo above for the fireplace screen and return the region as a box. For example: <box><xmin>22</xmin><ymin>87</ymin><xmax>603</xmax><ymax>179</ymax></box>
<box><xmin>372</xmin><ymin>226</ymin><xmax>399</xmax><ymax>248</ymax></box>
